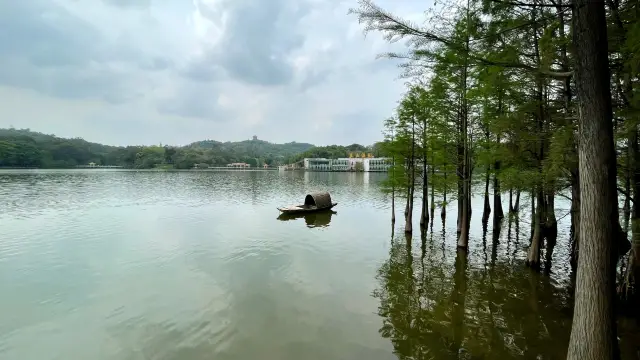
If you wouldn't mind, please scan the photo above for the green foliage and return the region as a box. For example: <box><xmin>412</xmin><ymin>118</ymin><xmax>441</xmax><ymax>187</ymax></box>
<box><xmin>0</xmin><ymin>128</ymin><xmax>316</xmax><ymax>169</ymax></box>
<box><xmin>287</xmin><ymin>144</ymin><xmax>370</xmax><ymax>163</ymax></box>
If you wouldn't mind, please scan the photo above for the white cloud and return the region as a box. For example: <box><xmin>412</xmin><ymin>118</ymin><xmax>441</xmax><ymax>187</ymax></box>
<box><xmin>0</xmin><ymin>0</ymin><xmax>428</xmax><ymax>146</ymax></box>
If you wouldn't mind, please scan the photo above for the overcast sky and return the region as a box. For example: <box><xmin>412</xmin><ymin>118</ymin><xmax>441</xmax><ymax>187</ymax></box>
<box><xmin>0</xmin><ymin>0</ymin><xmax>426</xmax><ymax>146</ymax></box>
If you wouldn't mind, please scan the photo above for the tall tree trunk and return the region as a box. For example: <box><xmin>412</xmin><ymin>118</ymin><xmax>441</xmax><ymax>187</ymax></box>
<box><xmin>457</xmin><ymin>109</ymin><xmax>464</xmax><ymax>234</ymax></box>
<box><xmin>566</xmin><ymin>0</ymin><xmax>620</xmax><ymax>356</ymax></box>
<box><xmin>514</xmin><ymin>189</ymin><xmax>521</xmax><ymax>212</ymax></box>
<box><xmin>457</xmin><ymin>132</ymin><xmax>470</xmax><ymax>247</ymax></box>
<box><xmin>406</xmin><ymin>120</ymin><xmax>417</xmax><ymax>234</ymax></box>
<box><xmin>430</xmin><ymin>152</ymin><xmax>436</xmax><ymax>223</ymax></box>
<box><xmin>494</xmin><ymin>96</ymin><xmax>504</xmax><ymax>223</ymax></box>
<box><xmin>544</xmin><ymin>192</ymin><xmax>558</xmax><ymax>274</ymax></box>
<box><xmin>457</xmin><ymin>0</ymin><xmax>471</xmax><ymax>249</ymax></box>
<box><xmin>509</xmin><ymin>188</ymin><xmax>514</xmax><ymax>213</ymax></box>
<box><xmin>527</xmin><ymin>188</ymin><xmax>544</xmax><ymax>269</ymax></box>
<box><xmin>483</xmin><ymin>164</ymin><xmax>491</xmax><ymax>223</ymax></box>
<box><xmin>405</xmin><ymin>167</ymin><xmax>411</xmax><ymax>220</ymax></box>
<box><xmin>530</xmin><ymin>189</ymin><xmax>536</xmax><ymax>237</ymax></box>
<box><xmin>493</xmin><ymin>157</ymin><xmax>504</xmax><ymax>224</ymax></box>
<box><xmin>457</xmin><ymin>149</ymin><xmax>464</xmax><ymax>234</ymax></box>
<box><xmin>442</xmin><ymin>162</ymin><xmax>448</xmax><ymax>219</ymax></box>
<box><xmin>392</xmin><ymin>155</ymin><xmax>396</xmax><ymax>224</ymax></box>
<box><xmin>420</xmin><ymin>144</ymin><xmax>429</xmax><ymax>227</ymax></box>
<box><xmin>527</xmin><ymin>1</ymin><xmax>545</xmax><ymax>270</ymax></box>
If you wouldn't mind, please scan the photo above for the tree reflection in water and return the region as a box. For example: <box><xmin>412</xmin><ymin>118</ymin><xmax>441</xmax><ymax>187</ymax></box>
<box><xmin>373</xmin><ymin>220</ymin><xmax>573</xmax><ymax>359</ymax></box>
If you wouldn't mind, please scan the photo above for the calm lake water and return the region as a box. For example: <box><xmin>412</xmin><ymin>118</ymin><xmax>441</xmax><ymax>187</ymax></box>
<box><xmin>0</xmin><ymin>169</ymin><xmax>606</xmax><ymax>359</ymax></box>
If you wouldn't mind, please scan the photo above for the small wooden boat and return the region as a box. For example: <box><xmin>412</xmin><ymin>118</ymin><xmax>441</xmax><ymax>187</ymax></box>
<box><xmin>277</xmin><ymin>191</ymin><xmax>338</xmax><ymax>214</ymax></box>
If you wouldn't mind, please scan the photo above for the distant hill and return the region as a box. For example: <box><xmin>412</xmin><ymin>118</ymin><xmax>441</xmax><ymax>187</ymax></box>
<box><xmin>286</xmin><ymin>143</ymin><xmax>386</xmax><ymax>163</ymax></box>
<box><xmin>188</xmin><ymin>139</ymin><xmax>314</xmax><ymax>159</ymax></box>
<box><xmin>0</xmin><ymin>128</ymin><xmax>316</xmax><ymax>169</ymax></box>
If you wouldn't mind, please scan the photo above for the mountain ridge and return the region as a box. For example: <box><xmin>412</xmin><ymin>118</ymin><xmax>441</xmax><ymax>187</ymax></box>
<box><xmin>0</xmin><ymin>128</ymin><xmax>381</xmax><ymax>169</ymax></box>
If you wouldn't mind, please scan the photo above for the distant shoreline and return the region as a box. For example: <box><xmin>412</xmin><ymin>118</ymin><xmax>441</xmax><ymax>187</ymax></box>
<box><xmin>0</xmin><ymin>167</ymin><xmax>280</xmax><ymax>171</ymax></box>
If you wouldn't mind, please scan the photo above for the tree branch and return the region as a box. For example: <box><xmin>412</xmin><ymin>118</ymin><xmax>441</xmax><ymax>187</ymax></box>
<box><xmin>490</xmin><ymin>0</ymin><xmax>573</xmax><ymax>8</ymax></box>
<box><xmin>617</xmin><ymin>187</ymin><xmax>636</xmax><ymax>204</ymax></box>
<box><xmin>349</xmin><ymin>0</ymin><xmax>574</xmax><ymax>79</ymax></box>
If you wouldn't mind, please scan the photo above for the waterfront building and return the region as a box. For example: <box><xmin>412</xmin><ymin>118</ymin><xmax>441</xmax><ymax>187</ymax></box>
<box><xmin>227</xmin><ymin>162</ymin><xmax>250</xmax><ymax>168</ymax></box>
<box><xmin>303</xmin><ymin>158</ymin><xmax>332</xmax><ymax>171</ymax></box>
<box><xmin>301</xmin><ymin>157</ymin><xmax>391</xmax><ymax>172</ymax></box>
<box><xmin>332</xmin><ymin>158</ymin><xmax>350</xmax><ymax>171</ymax></box>
<box><xmin>364</xmin><ymin>158</ymin><xmax>391</xmax><ymax>172</ymax></box>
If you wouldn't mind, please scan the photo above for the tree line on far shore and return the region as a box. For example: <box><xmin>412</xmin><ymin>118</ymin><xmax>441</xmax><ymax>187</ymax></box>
<box><xmin>0</xmin><ymin>128</ymin><xmax>332</xmax><ymax>169</ymax></box>
<box><xmin>0</xmin><ymin>128</ymin><xmax>386</xmax><ymax>169</ymax></box>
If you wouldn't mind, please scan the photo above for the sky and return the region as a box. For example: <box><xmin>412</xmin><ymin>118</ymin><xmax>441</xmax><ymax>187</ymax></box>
<box><xmin>0</xmin><ymin>0</ymin><xmax>427</xmax><ymax>147</ymax></box>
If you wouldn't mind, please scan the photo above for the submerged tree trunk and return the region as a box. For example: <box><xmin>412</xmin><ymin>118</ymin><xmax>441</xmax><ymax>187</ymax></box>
<box><xmin>406</xmin><ymin>175</ymin><xmax>414</xmax><ymax>233</ymax></box>
<box><xmin>566</xmin><ymin>0</ymin><xmax>620</xmax><ymax>356</ymax></box>
<box><xmin>442</xmin><ymin>163</ymin><xmax>448</xmax><ymax>220</ymax></box>
<box><xmin>405</xmin><ymin>157</ymin><xmax>411</xmax><ymax>220</ymax></box>
<box><xmin>392</xmin><ymin>188</ymin><xmax>396</xmax><ymax>223</ymax></box>
<box><xmin>530</xmin><ymin>189</ymin><xmax>536</xmax><ymax>237</ymax></box>
<box><xmin>406</xmin><ymin>120</ymin><xmax>417</xmax><ymax>234</ymax></box>
<box><xmin>483</xmin><ymin>165</ymin><xmax>491</xmax><ymax>223</ymax></box>
<box><xmin>457</xmin><ymin>170</ymin><xmax>463</xmax><ymax>234</ymax></box>
<box><xmin>457</xmin><ymin>147</ymin><xmax>470</xmax><ymax>248</ymax></box>
<box><xmin>457</xmin><ymin>121</ymin><xmax>463</xmax><ymax>234</ymax></box>
<box><xmin>509</xmin><ymin>188</ymin><xmax>514</xmax><ymax>213</ymax></box>
<box><xmin>405</xmin><ymin>176</ymin><xmax>411</xmax><ymax>220</ymax></box>
<box><xmin>493</xmin><ymin>156</ymin><xmax>504</xmax><ymax>225</ymax></box>
<box><xmin>391</xmin><ymin>156</ymin><xmax>396</xmax><ymax>224</ymax></box>
<box><xmin>420</xmin><ymin>149</ymin><xmax>429</xmax><ymax>227</ymax></box>
<box><xmin>457</xmin><ymin>115</ymin><xmax>470</xmax><ymax>248</ymax></box>
<box><xmin>544</xmin><ymin>192</ymin><xmax>558</xmax><ymax>274</ymax></box>
<box><xmin>430</xmin><ymin>154</ymin><xmax>436</xmax><ymax>223</ymax></box>
<box><xmin>526</xmin><ymin>188</ymin><xmax>544</xmax><ymax>269</ymax></box>
<box><xmin>457</xmin><ymin>0</ymin><xmax>471</xmax><ymax>249</ymax></box>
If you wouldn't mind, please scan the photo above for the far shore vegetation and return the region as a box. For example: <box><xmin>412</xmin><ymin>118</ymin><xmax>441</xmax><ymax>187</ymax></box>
<box><xmin>0</xmin><ymin>128</ymin><xmax>383</xmax><ymax>170</ymax></box>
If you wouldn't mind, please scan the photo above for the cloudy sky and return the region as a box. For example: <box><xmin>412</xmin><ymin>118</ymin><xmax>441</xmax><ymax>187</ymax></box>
<box><xmin>0</xmin><ymin>0</ymin><xmax>425</xmax><ymax>146</ymax></box>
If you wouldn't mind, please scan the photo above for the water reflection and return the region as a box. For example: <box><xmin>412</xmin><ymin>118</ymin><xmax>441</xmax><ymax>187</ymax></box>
<box><xmin>374</xmin><ymin>224</ymin><xmax>573</xmax><ymax>359</ymax></box>
<box><xmin>276</xmin><ymin>210</ymin><xmax>337</xmax><ymax>228</ymax></box>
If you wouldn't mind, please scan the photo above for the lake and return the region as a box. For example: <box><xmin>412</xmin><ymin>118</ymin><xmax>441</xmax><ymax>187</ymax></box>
<box><xmin>0</xmin><ymin>169</ymin><xmax>610</xmax><ymax>359</ymax></box>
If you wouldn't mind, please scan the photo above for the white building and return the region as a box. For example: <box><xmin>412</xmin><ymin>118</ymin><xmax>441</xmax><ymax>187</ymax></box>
<box><xmin>364</xmin><ymin>158</ymin><xmax>391</xmax><ymax>172</ymax></box>
<box><xmin>303</xmin><ymin>158</ymin><xmax>332</xmax><ymax>171</ymax></box>
<box><xmin>302</xmin><ymin>157</ymin><xmax>391</xmax><ymax>172</ymax></box>
<box><xmin>332</xmin><ymin>158</ymin><xmax>350</xmax><ymax>171</ymax></box>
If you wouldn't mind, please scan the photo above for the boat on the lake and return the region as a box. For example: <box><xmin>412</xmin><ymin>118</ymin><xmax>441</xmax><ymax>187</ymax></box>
<box><xmin>277</xmin><ymin>191</ymin><xmax>337</xmax><ymax>214</ymax></box>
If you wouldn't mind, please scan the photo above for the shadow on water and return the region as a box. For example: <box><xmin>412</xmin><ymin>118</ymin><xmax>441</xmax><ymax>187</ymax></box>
<box><xmin>373</xmin><ymin>220</ymin><xmax>574</xmax><ymax>359</ymax></box>
<box><xmin>276</xmin><ymin>210</ymin><xmax>337</xmax><ymax>228</ymax></box>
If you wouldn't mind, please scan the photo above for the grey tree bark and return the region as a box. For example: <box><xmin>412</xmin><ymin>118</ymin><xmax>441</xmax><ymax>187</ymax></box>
<box><xmin>566</xmin><ymin>0</ymin><xmax>620</xmax><ymax>357</ymax></box>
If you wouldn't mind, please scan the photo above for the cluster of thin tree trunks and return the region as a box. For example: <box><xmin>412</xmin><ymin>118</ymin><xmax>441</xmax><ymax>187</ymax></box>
<box><xmin>392</xmin><ymin>155</ymin><xmax>638</xmax><ymax>296</ymax></box>
<box><xmin>392</xmin><ymin>165</ymin><xmax>637</xmax><ymax>358</ymax></box>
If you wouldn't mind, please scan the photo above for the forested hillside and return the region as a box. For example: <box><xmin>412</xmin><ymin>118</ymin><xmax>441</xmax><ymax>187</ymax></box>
<box><xmin>285</xmin><ymin>143</ymin><xmax>386</xmax><ymax>163</ymax></box>
<box><xmin>0</xmin><ymin>128</ymin><xmax>315</xmax><ymax>169</ymax></box>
